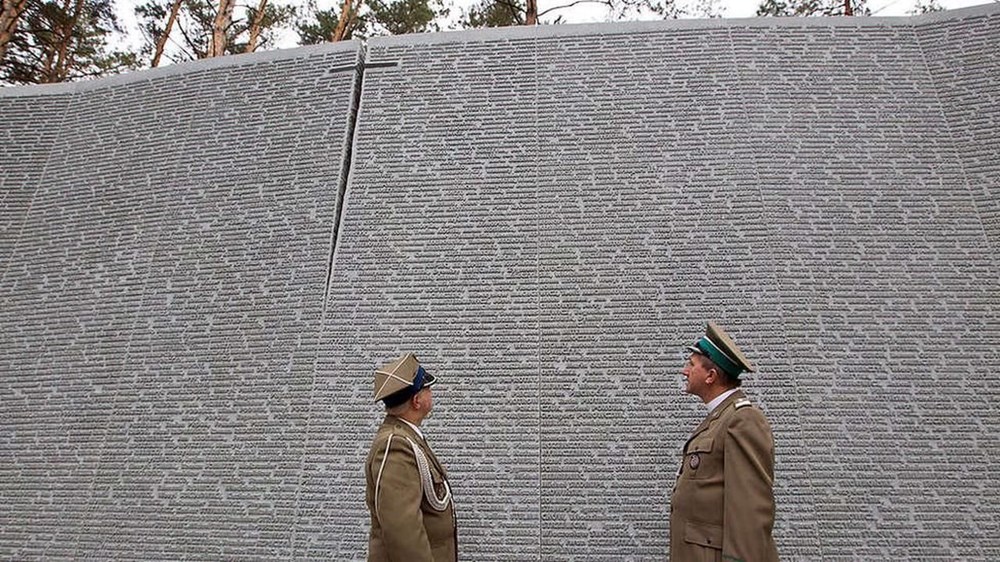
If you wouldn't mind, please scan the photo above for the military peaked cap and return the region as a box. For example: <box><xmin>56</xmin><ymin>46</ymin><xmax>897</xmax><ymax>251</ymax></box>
<box><xmin>687</xmin><ymin>321</ymin><xmax>755</xmax><ymax>378</ymax></box>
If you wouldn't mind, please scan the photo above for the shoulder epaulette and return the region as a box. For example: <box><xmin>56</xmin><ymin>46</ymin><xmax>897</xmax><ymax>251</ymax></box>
<box><xmin>734</xmin><ymin>398</ymin><xmax>752</xmax><ymax>410</ymax></box>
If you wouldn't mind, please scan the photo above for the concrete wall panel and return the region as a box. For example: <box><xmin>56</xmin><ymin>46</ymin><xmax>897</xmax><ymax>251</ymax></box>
<box><xmin>1</xmin><ymin>7</ymin><xmax>998</xmax><ymax>560</ymax></box>
<box><xmin>0</xmin><ymin>45</ymin><xmax>361</xmax><ymax>560</ymax></box>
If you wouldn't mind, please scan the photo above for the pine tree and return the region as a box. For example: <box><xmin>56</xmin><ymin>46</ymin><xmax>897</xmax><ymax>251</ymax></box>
<box><xmin>1</xmin><ymin>0</ymin><xmax>136</xmax><ymax>85</ymax></box>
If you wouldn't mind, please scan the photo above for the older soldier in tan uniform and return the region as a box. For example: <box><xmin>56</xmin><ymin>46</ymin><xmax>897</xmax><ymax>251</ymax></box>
<box><xmin>365</xmin><ymin>353</ymin><xmax>457</xmax><ymax>562</ymax></box>
<box><xmin>670</xmin><ymin>322</ymin><xmax>778</xmax><ymax>562</ymax></box>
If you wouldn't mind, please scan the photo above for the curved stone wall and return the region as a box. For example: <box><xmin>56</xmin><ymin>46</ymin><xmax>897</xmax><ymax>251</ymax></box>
<box><xmin>1</xmin><ymin>6</ymin><xmax>998</xmax><ymax>559</ymax></box>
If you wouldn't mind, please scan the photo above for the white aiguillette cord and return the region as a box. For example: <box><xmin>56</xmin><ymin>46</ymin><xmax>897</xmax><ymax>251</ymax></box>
<box><xmin>406</xmin><ymin>436</ymin><xmax>452</xmax><ymax>512</ymax></box>
<box><xmin>374</xmin><ymin>434</ymin><xmax>453</xmax><ymax>522</ymax></box>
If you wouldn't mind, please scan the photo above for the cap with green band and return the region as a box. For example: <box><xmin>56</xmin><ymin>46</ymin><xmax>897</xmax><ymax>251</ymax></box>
<box><xmin>686</xmin><ymin>321</ymin><xmax>755</xmax><ymax>378</ymax></box>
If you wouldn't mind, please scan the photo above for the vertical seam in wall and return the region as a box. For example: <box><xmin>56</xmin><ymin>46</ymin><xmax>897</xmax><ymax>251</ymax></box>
<box><xmin>911</xmin><ymin>18</ymin><xmax>998</xmax><ymax>272</ymax></box>
<box><xmin>533</xmin><ymin>33</ymin><xmax>543</xmax><ymax>562</ymax></box>
<box><xmin>0</xmin><ymin>94</ymin><xmax>73</xmax><ymax>289</ymax></box>
<box><xmin>322</xmin><ymin>45</ymin><xmax>368</xmax><ymax>318</ymax></box>
<box><xmin>911</xmin><ymin>18</ymin><xmax>1000</xmax><ymax>523</ymax></box>
<box><xmin>726</xmin><ymin>24</ymin><xmax>821</xmax><ymax>558</ymax></box>
<box><xmin>291</xmin><ymin>43</ymin><xmax>368</xmax><ymax>558</ymax></box>
<box><xmin>76</xmin><ymin>89</ymin><xmax>163</xmax><ymax>556</ymax></box>
<box><xmin>11</xmin><ymin>92</ymin><xmax>78</xmax><ymax>561</ymax></box>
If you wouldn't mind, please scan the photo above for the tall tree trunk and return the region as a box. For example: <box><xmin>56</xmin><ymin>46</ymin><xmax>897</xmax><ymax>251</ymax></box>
<box><xmin>152</xmin><ymin>0</ymin><xmax>183</xmax><ymax>67</ymax></box>
<box><xmin>47</xmin><ymin>0</ymin><xmax>83</xmax><ymax>82</ymax></box>
<box><xmin>525</xmin><ymin>0</ymin><xmax>537</xmax><ymax>24</ymax></box>
<box><xmin>0</xmin><ymin>0</ymin><xmax>28</xmax><ymax>65</ymax></box>
<box><xmin>209</xmin><ymin>0</ymin><xmax>234</xmax><ymax>57</ymax></box>
<box><xmin>331</xmin><ymin>0</ymin><xmax>359</xmax><ymax>42</ymax></box>
<box><xmin>38</xmin><ymin>0</ymin><xmax>69</xmax><ymax>81</ymax></box>
<box><xmin>245</xmin><ymin>0</ymin><xmax>267</xmax><ymax>53</ymax></box>
<box><xmin>844</xmin><ymin>0</ymin><xmax>853</xmax><ymax>15</ymax></box>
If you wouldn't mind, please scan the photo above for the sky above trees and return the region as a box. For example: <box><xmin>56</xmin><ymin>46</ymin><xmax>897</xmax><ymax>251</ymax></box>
<box><xmin>1</xmin><ymin>0</ymin><xmax>991</xmax><ymax>85</ymax></box>
<box><xmin>108</xmin><ymin>0</ymin><xmax>990</xmax><ymax>59</ymax></box>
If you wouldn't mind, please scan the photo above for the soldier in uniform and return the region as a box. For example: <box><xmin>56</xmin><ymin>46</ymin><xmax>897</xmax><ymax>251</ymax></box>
<box><xmin>365</xmin><ymin>353</ymin><xmax>457</xmax><ymax>562</ymax></box>
<box><xmin>670</xmin><ymin>322</ymin><xmax>779</xmax><ymax>562</ymax></box>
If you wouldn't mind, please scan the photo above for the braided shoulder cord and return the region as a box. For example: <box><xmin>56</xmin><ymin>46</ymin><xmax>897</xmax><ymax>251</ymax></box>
<box><xmin>404</xmin><ymin>436</ymin><xmax>452</xmax><ymax>512</ymax></box>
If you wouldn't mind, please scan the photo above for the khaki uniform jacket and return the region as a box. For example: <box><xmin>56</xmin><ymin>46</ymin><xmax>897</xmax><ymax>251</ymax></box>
<box><xmin>670</xmin><ymin>390</ymin><xmax>778</xmax><ymax>562</ymax></box>
<box><xmin>365</xmin><ymin>415</ymin><xmax>457</xmax><ymax>562</ymax></box>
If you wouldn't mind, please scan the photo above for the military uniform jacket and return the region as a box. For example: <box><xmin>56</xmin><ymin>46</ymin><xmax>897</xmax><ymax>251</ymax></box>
<box><xmin>670</xmin><ymin>390</ymin><xmax>778</xmax><ymax>562</ymax></box>
<box><xmin>365</xmin><ymin>415</ymin><xmax>457</xmax><ymax>562</ymax></box>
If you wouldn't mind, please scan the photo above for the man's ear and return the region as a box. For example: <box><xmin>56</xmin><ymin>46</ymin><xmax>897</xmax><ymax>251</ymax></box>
<box><xmin>706</xmin><ymin>368</ymin><xmax>718</xmax><ymax>385</ymax></box>
<box><xmin>410</xmin><ymin>393</ymin><xmax>423</xmax><ymax>411</ymax></box>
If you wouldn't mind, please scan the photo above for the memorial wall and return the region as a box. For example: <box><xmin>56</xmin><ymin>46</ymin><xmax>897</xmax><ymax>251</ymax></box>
<box><xmin>1</xmin><ymin>5</ymin><xmax>997</xmax><ymax>560</ymax></box>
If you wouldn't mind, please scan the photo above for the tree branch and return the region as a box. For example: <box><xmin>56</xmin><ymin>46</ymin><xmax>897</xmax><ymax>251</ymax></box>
<box><xmin>175</xmin><ymin>16</ymin><xmax>203</xmax><ymax>59</ymax></box>
<box><xmin>491</xmin><ymin>0</ymin><xmax>524</xmax><ymax>22</ymax></box>
<box><xmin>152</xmin><ymin>0</ymin><xmax>184</xmax><ymax>67</ymax></box>
<box><xmin>331</xmin><ymin>0</ymin><xmax>355</xmax><ymax>41</ymax></box>
<box><xmin>245</xmin><ymin>0</ymin><xmax>267</xmax><ymax>52</ymax></box>
<box><xmin>0</xmin><ymin>0</ymin><xmax>29</xmax><ymax>64</ymax></box>
<box><xmin>52</xmin><ymin>0</ymin><xmax>85</xmax><ymax>81</ymax></box>
<box><xmin>210</xmin><ymin>0</ymin><xmax>235</xmax><ymax>56</ymax></box>
<box><xmin>539</xmin><ymin>0</ymin><xmax>611</xmax><ymax>17</ymax></box>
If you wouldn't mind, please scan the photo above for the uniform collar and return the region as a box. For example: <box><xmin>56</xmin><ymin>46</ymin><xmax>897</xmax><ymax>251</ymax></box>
<box><xmin>387</xmin><ymin>415</ymin><xmax>447</xmax><ymax>478</ymax></box>
<box><xmin>706</xmin><ymin>388</ymin><xmax>740</xmax><ymax>413</ymax></box>
<box><xmin>397</xmin><ymin>416</ymin><xmax>424</xmax><ymax>440</ymax></box>
<box><xmin>685</xmin><ymin>389</ymin><xmax>747</xmax><ymax>446</ymax></box>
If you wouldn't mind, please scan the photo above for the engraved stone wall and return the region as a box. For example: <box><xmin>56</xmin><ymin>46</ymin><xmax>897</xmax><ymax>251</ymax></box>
<box><xmin>0</xmin><ymin>44</ymin><xmax>361</xmax><ymax>559</ymax></box>
<box><xmin>1</xmin><ymin>6</ymin><xmax>998</xmax><ymax>560</ymax></box>
<box><xmin>0</xmin><ymin>95</ymin><xmax>68</xmax><ymax>270</ymax></box>
<box><xmin>914</xmin><ymin>10</ymin><xmax>1000</xmax><ymax>557</ymax></box>
<box><xmin>734</xmin><ymin>17</ymin><xmax>999</xmax><ymax>559</ymax></box>
<box><xmin>919</xmin><ymin>11</ymin><xmax>1000</xmax><ymax>264</ymax></box>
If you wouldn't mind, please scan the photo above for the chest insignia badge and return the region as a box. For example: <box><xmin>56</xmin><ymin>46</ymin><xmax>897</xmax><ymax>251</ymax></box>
<box><xmin>689</xmin><ymin>454</ymin><xmax>700</xmax><ymax>469</ymax></box>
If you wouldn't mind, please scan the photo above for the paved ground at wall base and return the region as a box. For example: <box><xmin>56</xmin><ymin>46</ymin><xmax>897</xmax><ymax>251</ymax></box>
<box><xmin>1</xmin><ymin>6</ymin><xmax>998</xmax><ymax>560</ymax></box>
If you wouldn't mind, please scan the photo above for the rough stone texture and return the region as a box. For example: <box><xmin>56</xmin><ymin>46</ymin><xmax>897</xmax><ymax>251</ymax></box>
<box><xmin>1</xmin><ymin>6</ymin><xmax>999</xmax><ymax>560</ymax></box>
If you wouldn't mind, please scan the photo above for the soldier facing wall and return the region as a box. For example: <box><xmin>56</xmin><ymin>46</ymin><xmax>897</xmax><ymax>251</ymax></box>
<box><xmin>1</xmin><ymin>5</ymin><xmax>998</xmax><ymax>559</ymax></box>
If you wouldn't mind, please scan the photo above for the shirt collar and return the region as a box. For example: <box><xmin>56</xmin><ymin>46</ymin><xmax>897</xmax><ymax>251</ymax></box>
<box><xmin>398</xmin><ymin>417</ymin><xmax>424</xmax><ymax>440</ymax></box>
<box><xmin>706</xmin><ymin>388</ymin><xmax>740</xmax><ymax>413</ymax></box>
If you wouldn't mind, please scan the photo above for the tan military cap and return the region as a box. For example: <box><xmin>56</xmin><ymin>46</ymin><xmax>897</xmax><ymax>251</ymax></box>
<box><xmin>687</xmin><ymin>321</ymin><xmax>755</xmax><ymax>377</ymax></box>
<box><xmin>374</xmin><ymin>353</ymin><xmax>437</xmax><ymax>407</ymax></box>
